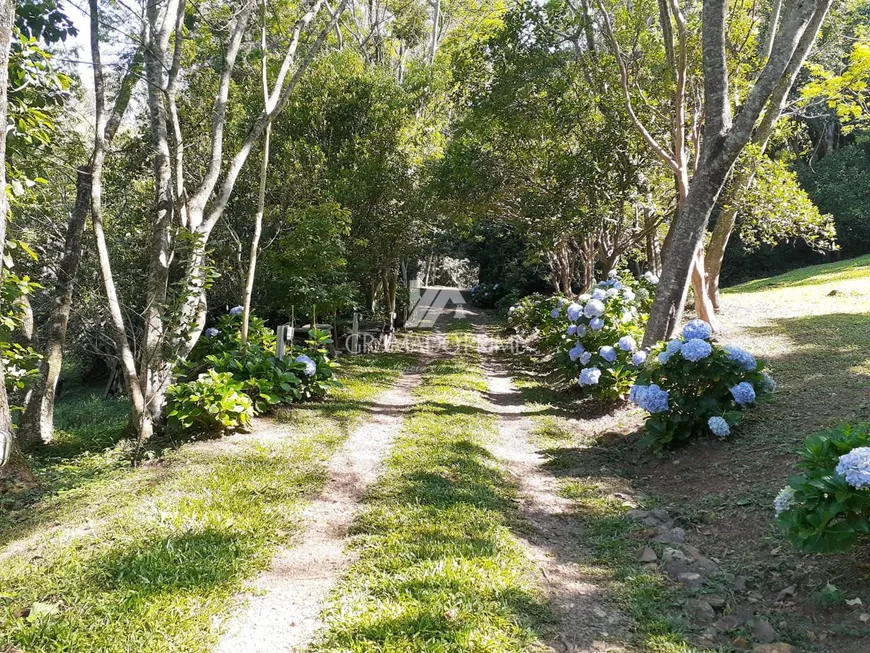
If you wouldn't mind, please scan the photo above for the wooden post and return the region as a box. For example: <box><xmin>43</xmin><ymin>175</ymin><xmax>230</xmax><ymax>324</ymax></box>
<box><xmin>351</xmin><ymin>311</ymin><xmax>360</xmax><ymax>354</ymax></box>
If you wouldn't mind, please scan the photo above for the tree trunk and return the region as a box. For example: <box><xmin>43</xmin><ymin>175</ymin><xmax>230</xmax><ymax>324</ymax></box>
<box><xmin>88</xmin><ymin>0</ymin><xmax>152</xmax><ymax>442</ymax></box>
<box><xmin>703</xmin><ymin>0</ymin><xmax>832</xmax><ymax>310</ymax></box>
<box><xmin>241</xmin><ymin>123</ymin><xmax>270</xmax><ymax>343</ymax></box>
<box><xmin>0</xmin><ymin>0</ymin><xmax>37</xmax><ymax>489</ymax></box>
<box><xmin>140</xmin><ymin>0</ymin><xmax>177</xmax><ymax>436</ymax></box>
<box><xmin>242</xmin><ymin>3</ymin><xmax>272</xmax><ymax>344</ymax></box>
<box><xmin>429</xmin><ymin>0</ymin><xmax>441</xmax><ymax>64</ymax></box>
<box><xmin>643</xmin><ymin>0</ymin><xmax>828</xmax><ymax>347</ymax></box>
<box><xmin>704</xmin><ymin>198</ymin><xmax>739</xmax><ymax>311</ymax></box>
<box><xmin>19</xmin><ymin>167</ymin><xmax>91</xmax><ymax>449</ymax></box>
<box><xmin>643</xmin><ymin>162</ymin><xmax>732</xmax><ymax>346</ymax></box>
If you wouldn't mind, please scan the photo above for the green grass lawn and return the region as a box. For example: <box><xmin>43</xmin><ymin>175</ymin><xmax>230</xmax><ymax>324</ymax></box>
<box><xmin>311</xmin><ymin>324</ymin><xmax>554</xmax><ymax>652</ymax></box>
<box><xmin>510</xmin><ymin>255</ymin><xmax>870</xmax><ymax>652</ymax></box>
<box><xmin>0</xmin><ymin>354</ymin><xmax>413</xmax><ymax>653</ymax></box>
<box><xmin>726</xmin><ymin>253</ymin><xmax>870</xmax><ymax>293</ymax></box>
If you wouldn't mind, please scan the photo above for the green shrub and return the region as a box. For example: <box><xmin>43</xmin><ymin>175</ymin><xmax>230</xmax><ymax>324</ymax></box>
<box><xmin>206</xmin><ymin>348</ymin><xmax>302</xmax><ymax>415</ymax></box>
<box><xmin>190</xmin><ymin>308</ymin><xmax>276</xmax><ymax>364</ymax></box>
<box><xmin>469</xmin><ymin>282</ymin><xmax>507</xmax><ymax>308</ymax></box>
<box><xmin>166</xmin><ymin>369</ymin><xmax>254</xmax><ymax>434</ymax></box>
<box><xmin>294</xmin><ymin>327</ymin><xmax>340</xmax><ymax>400</ymax></box>
<box><xmin>775</xmin><ymin>423</ymin><xmax>870</xmax><ymax>553</ymax></box>
<box><xmin>630</xmin><ymin>320</ymin><xmax>774</xmax><ymax>450</ymax></box>
<box><xmin>508</xmin><ymin>272</ymin><xmax>655</xmax><ymax>400</ymax></box>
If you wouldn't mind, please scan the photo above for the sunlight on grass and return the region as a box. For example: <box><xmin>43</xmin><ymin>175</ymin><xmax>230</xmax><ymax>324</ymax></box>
<box><xmin>0</xmin><ymin>355</ymin><xmax>411</xmax><ymax>653</ymax></box>
<box><xmin>312</xmin><ymin>346</ymin><xmax>553</xmax><ymax>652</ymax></box>
<box><xmin>727</xmin><ymin>253</ymin><xmax>870</xmax><ymax>293</ymax></box>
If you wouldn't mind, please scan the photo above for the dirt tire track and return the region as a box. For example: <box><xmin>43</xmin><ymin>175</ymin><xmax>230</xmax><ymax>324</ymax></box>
<box><xmin>213</xmin><ymin>366</ymin><xmax>426</xmax><ymax>653</ymax></box>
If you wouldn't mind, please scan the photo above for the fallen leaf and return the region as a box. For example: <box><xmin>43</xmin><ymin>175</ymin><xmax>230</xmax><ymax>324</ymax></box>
<box><xmin>27</xmin><ymin>602</ymin><xmax>59</xmax><ymax>622</ymax></box>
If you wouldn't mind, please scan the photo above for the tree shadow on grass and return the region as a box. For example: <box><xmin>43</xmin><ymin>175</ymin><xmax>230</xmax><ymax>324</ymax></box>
<box><xmin>323</xmin><ymin>423</ymin><xmax>556</xmax><ymax>649</ymax></box>
<box><xmin>98</xmin><ymin>529</ymin><xmax>248</xmax><ymax>596</ymax></box>
<box><xmin>744</xmin><ymin>312</ymin><xmax>870</xmax><ymax>436</ymax></box>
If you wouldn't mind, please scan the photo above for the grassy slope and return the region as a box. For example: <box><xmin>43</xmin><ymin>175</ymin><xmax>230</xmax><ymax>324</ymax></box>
<box><xmin>514</xmin><ymin>256</ymin><xmax>870</xmax><ymax>652</ymax></box>
<box><xmin>0</xmin><ymin>354</ymin><xmax>413</xmax><ymax>653</ymax></box>
<box><xmin>311</xmin><ymin>322</ymin><xmax>553</xmax><ymax>652</ymax></box>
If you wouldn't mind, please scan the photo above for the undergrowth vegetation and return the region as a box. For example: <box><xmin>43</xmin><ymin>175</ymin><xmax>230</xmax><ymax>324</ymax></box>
<box><xmin>0</xmin><ymin>354</ymin><xmax>412</xmax><ymax>653</ymax></box>
<box><xmin>313</xmin><ymin>322</ymin><xmax>554</xmax><ymax>651</ymax></box>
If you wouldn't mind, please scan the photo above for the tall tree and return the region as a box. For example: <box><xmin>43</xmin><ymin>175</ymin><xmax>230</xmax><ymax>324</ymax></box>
<box><xmin>0</xmin><ymin>0</ymin><xmax>37</xmax><ymax>488</ymax></box>
<box><xmin>88</xmin><ymin>0</ymin><xmax>348</xmax><ymax>443</ymax></box>
<box><xmin>643</xmin><ymin>0</ymin><xmax>834</xmax><ymax>345</ymax></box>
<box><xmin>702</xmin><ymin>0</ymin><xmax>833</xmax><ymax>309</ymax></box>
<box><xmin>19</xmin><ymin>44</ymin><xmax>143</xmax><ymax>449</ymax></box>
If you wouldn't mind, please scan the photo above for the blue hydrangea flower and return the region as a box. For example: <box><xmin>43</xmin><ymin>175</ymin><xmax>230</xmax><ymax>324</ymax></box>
<box><xmin>295</xmin><ymin>354</ymin><xmax>317</xmax><ymax>377</ymax></box>
<box><xmin>567</xmin><ymin>302</ymin><xmax>583</xmax><ymax>321</ymax></box>
<box><xmin>681</xmin><ymin>338</ymin><xmax>713</xmax><ymax>362</ymax></box>
<box><xmin>617</xmin><ymin>335</ymin><xmax>637</xmax><ymax>352</ymax></box>
<box><xmin>605</xmin><ymin>288</ymin><xmax>619</xmax><ymax>298</ymax></box>
<box><xmin>774</xmin><ymin>486</ymin><xmax>795</xmax><ymax>516</ymax></box>
<box><xmin>632</xmin><ymin>350</ymin><xmax>647</xmax><ymax>366</ymax></box>
<box><xmin>682</xmin><ymin>319</ymin><xmax>712</xmax><ymax>341</ymax></box>
<box><xmin>643</xmin><ymin>271</ymin><xmax>659</xmax><ymax>284</ymax></box>
<box><xmin>708</xmin><ymin>416</ymin><xmax>730</xmax><ymax>438</ymax></box>
<box><xmin>613</xmin><ymin>281</ymin><xmax>623</xmax><ymax>290</ymax></box>
<box><xmin>730</xmin><ymin>381</ymin><xmax>756</xmax><ymax>405</ymax></box>
<box><xmin>578</xmin><ymin>367</ymin><xmax>602</xmax><ymax>386</ymax></box>
<box><xmin>205</xmin><ymin>327</ymin><xmax>220</xmax><ymax>338</ymax></box>
<box><xmin>599</xmin><ymin>346</ymin><xmax>617</xmax><ymax>363</ymax></box>
<box><xmin>229</xmin><ymin>305</ymin><xmax>244</xmax><ymax>316</ymax></box>
<box><xmin>724</xmin><ymin>344</ymin><xmax>757</xmax><ymax>372</ymax></box>
<box><xmin>590</xmin><ymin>317</ymin><xmax>604</xmax><ymax>331</ymax></box>
<box><xmin>575</xmin><ymin>324</ymin><xmax>588</xmax><ymax>337</ymax></box>
<box><xmin>579</xmin><ymin>351</ymin><xmax>592</xmax><ymax>365</ymax></box>
<box><xmin>584</xmin><ymin>299</ymin><xmax>605</xmax><ymax>318</ymax></box>
<box><xmin>568</xmin><ymin>343</ymin><xmax>585</xmax><ymax>362</ymax></box>
<box><xmin>551</xmin><ymin>307</ymin><xmax>561</xmax><ymax>319</ymax></box>
<box><xmin>591</xmin><ymin>289</ymin><xmax>607</xmax><ymax>301</ymax></box>
<box><xmin>632</xmin><ymin>383</ymin><xmax>669</xmax><ymax>413</ymax></box>
<box><xmin>835</xmin><ymin>447</ymin><xmax>870</xmax><ymax>489</ymax></box>
<box><xmin>657</xmin><ymin>339</ymin><xmax>683</xmax><ymax>364</ymax></box>
<box><xmin>629</xmin><ymin>384</ymin><xmax>646</xmax><ymax>404</ymax></box>
<box><xmin>759</xmin><ymin>372</ymin><xmax>777</xmax><ymax>393</ymax></box>
<box><xmin>566</xmin><ymin>324</ymin><xmax>577</xmax><ymax>335</ymax></box>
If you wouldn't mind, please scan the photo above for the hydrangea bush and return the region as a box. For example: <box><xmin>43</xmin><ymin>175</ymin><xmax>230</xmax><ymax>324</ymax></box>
<box><xmin>469</xmin><ymin>283</ymin><xmax>507</xmax><ymax>309</ymax></box>
<box><xmin>630</xmin><ymin>320</ymin><xmax>774</xmax><ymax>450</ymax></box>
<box><xmin>775</xmin><ymin>423</ymin><xmax>870</xmax><ymax>553</ymax></box>
<box><xmin>166</xmin><ymin>369</ymin><xmax>254</xmax><ymax>434</ymax></box>
<box><xmin>168</xmin><ymin>308</ymin><xmax>337</xmax><ymax>433</ymax></box>
<box><xmin>509</xmin><ymin>272</ymin><xmax>653</xmax><ymax>400</ymax></box>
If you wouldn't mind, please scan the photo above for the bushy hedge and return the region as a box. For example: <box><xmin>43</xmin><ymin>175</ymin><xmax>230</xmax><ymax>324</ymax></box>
<box><xmin>166</xmin><ymin>307</ymin><xmax>338</xmax><ymax>435</ymax></box>
<box><xmin>630</xmin><ymin>319</ymin><xmax>775</xmax><ymax>450</ymax></box>
<box><xmin>469</xmin><ymin>282</ymin><xmax>507</xmax><ymax>308</ymax></box>
<box><xmin>510</xmin><ymin>276</ymin><xmax>775</xmax><ymax>450</ymax></box>
<box><xmin>775</xmin><ymin>423</ymin><xmax>870</xmax><ymax>553</ymax></box>
<box><xmin>167</xmin><ymin>370</ymin><xmax>254</xmax><ymax>434</ymax></box>
<box><xmin>509</xmin><ymin>271</ymin><xmax>657</xmax><ymax>400</ymax></box>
